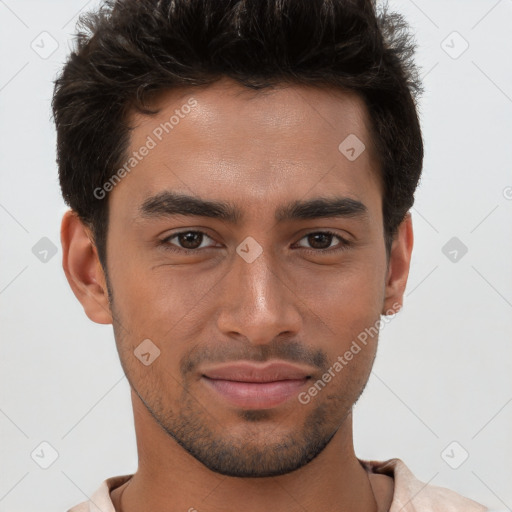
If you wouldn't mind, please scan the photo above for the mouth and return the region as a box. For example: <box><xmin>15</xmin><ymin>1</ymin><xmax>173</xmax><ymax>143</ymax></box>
<box><xmin>200</xmin><ymin>360</ymin><xmax>313</xmax><ymax>409</ymax></box>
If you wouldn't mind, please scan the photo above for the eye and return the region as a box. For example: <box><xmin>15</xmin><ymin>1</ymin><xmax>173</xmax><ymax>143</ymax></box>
<box><xmin>160</xmin><ymin>230</ymin><xmax>217</xmax><ymax>253</ymax></box>
<box><xmin>159</xmin><ymin>229</ymin><xmax>351</xmax><ymax>255</ymax></box>
<box><xmin>294</xmin><ymin>230</ymin><xmax>351</xmax><ymax>253</ymax></box>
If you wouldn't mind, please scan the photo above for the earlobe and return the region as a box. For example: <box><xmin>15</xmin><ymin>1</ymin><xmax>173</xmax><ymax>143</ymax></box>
<box><xmin>382</xmin><ymin>212</ymin><xmax>414</xmax><ymax>316</ymax></box>
<box><xmin>60</xmin><ymin>210</ymin><xmax>113</xmax><ymax>324</ymax></box>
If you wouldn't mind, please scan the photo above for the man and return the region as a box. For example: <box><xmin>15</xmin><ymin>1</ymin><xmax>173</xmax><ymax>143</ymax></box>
<box><xmin>53</xmin><ymin>0</ymin><xmax>488</xmax><ymax>510</ymax></box>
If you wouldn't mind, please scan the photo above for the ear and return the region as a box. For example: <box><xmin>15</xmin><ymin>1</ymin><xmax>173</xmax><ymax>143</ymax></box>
<box><xmin>382</xmin><ymin>212</ymin><xmax>414</xmax><ymax>315</ymax></box>
<box><xmin>60</xmin><ymin>210</ymin><xmax>112</xmax><ymax>324</ymax></box>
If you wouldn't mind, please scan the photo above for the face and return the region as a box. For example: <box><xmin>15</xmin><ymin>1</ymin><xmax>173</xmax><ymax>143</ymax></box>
<box><xmin>64</xmin><ymin>78</ymin><xmax>410</xmax><ymax>478</ymax></box>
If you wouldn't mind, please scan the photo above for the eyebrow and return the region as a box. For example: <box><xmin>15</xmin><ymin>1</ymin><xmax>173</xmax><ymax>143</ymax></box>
<box><xmin>138</xmin><ymin>191</ymin><xmax>368</xmax><ymax>224</ymax></box>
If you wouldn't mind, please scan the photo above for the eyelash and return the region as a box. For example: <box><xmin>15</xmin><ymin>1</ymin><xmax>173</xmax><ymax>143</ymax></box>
<box><xmin>160</xmin><ymin>230</ymin><xmax>352</xmax><ymax>255</ymax></box>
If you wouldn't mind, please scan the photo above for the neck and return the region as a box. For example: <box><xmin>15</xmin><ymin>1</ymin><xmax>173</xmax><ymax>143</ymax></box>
<box><xmin>113</xmin><ymin>390</ymin><xmax>379</xmax><ymax>512</ymax></box>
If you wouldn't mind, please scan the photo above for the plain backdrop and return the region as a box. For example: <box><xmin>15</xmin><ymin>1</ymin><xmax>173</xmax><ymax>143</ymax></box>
<box><xmin>0</xmin><ymin>0</ymin><xmax>511</xmax><ymax>511</ymax></box>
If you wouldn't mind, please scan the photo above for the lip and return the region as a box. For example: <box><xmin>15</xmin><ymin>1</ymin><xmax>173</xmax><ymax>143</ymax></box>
<box><xmin>201</xmin><ymin>361</ymin><xmax>313</xmax><ymax>382</ymax></box>
<box><xmin>200</xmin><ymin>361</ymin><xmax>313</xmax><ymax>409</ymax></box>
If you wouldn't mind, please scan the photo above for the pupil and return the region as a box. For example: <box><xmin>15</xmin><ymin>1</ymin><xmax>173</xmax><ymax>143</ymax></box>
<box><xmin>309</xmin><ymin>233</ymin><xmax>331</xmax><ymax>249</ymax></box>
<box><xmin>181</xmin><ymin>232</ymin><xmax>201</xmax><ymax>249</ymax></box>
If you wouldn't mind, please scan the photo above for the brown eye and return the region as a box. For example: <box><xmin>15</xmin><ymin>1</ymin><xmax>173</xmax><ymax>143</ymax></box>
<box><xmin>177</xmin><ymin>231</ymin><xmax>204</xmax><ymax>249</ymax></box>
<box><xmin>305</xmin><ymin>232</ymin><xmax>335</xmax><ymax>249</ymax></box>
<box><xmin>296</xmin><ymin>231</ymin><xmax>349</xmax><ymax>252</ymax></box>
<box><xmin>161</xmin><ymin>230</ymin><xmax>216</xmax><ymax>252</ymax></box>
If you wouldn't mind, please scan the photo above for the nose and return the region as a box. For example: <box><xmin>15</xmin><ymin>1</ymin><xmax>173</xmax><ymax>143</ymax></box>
<box><xmin>216</xmin><ymin>242</ymin><xmax>302</xmax><ymax>345</ymax></box>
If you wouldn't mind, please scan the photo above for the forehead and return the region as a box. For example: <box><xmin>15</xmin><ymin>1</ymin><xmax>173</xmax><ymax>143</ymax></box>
<box><xmin>113</xmin><ymin>78</ymin><xmax>382</xmax><ymax>219</ymax></box>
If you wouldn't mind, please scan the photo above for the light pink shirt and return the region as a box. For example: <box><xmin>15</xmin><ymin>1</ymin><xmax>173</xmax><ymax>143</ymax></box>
<box><xmin>67</xmin><ymin>458</ymin><xmax>488</xmax><ymax>512</ymax></box>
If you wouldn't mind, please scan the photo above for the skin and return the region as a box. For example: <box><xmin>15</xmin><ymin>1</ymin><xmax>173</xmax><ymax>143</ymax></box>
<box><xmin>61</xmin><ymin>77</ymin><xmax>413</xmax><ymax>512</ymax></box>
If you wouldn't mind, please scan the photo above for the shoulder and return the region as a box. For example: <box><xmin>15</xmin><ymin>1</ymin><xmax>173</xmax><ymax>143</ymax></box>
<box><xmin>360</xmin><ymin>457</ymin><xmax>489</xmax><ymax>512</ymax></box>
<box><xmin>66</xmin><ymin>474</ymin><xmax>133</xmax><ymax>512</ymax></box>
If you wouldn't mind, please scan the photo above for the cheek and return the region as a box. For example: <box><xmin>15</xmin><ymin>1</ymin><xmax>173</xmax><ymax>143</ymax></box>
<box><xmin>108</xmin><ymin>236</ymin><xmax>386</xmax><ymax>346</ymax></box>
<box><xmin>292</xmin><ymin>255</ymin><xmax>385</xmax><ymax>319</ymax></box>
<box><xmin>109</xmin><ymin>253</ymin><xmax>226</xmax><ymax>346</ymax></box>
<box><xmin>296</xmin><ymin>259</ymin><xmax>385</xmax><ymax>366</ymax></box>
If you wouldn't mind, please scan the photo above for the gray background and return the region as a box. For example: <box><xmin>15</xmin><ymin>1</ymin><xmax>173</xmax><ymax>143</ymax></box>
<box><xmin>0</xmin><ymin>0</ymin><xmax>511</xmax><ymax>511</ymax></box>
